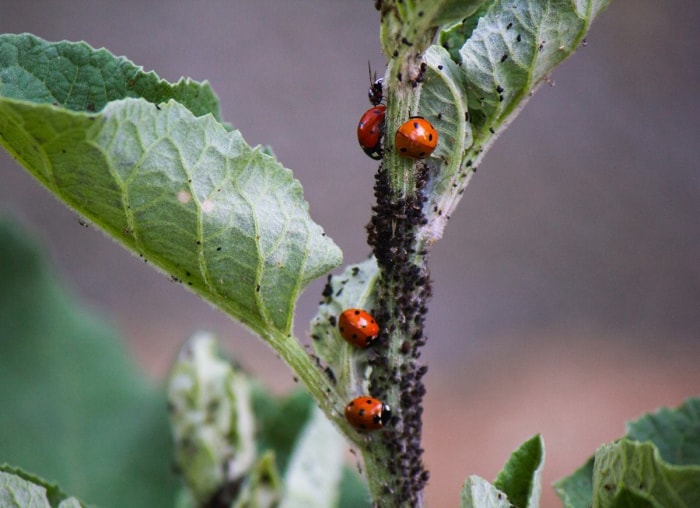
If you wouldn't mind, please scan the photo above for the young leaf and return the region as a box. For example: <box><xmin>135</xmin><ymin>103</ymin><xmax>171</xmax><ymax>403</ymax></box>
<box><xmin>0</xmin><ymin>34</ymin><xmax>342</xmax><ymax>338</ymax></box>
<box><xmin>310</xmin><ymin>257</ymin><xmax>380</xmax><ymax>400</ymax></box>
<box><xmin>168</xmin><ymin>332</ymin><xmax>256</xmax><ymax>506</ymax></box>
<box><xmin>0</xmin><ymin>217</ymin><xmax>177</xmax><ymax>507</ymax></box>
<box><xmin>553</xmin><ymin>457</ymin><xmax>594</xmax><ymax>508</ymax></box>
<box><xmin>459</xmin><ymin>475</ymin><xmax>513</xmax><ymax>508</ymax></box>
<box><xmin>234</xmin><ymin>451</ymin><xmax>282</xmax><ymax>508</ymax></box>
<box><xmin>494</xmin><ymin>434</ymin><xmax>544</xmax><ymax>508</ymax></box>
<box><xmin>414</xmin><ymin>0</ymin><xmax>613</xmax><ymax>244</ymax></box>
<box><xmin>280</xmin><ymin>406</ymin><xmax>345</xmax><ymax>508</ymax></box>
<box><xmin>592</xmin><ymin>440</ymin><xmax>700</xmax><ymax>507</ymax></box>
<box><xmin>457</xmin><ymin>0</ymin><xmax>612</xmax><ymax>134</ymax></box>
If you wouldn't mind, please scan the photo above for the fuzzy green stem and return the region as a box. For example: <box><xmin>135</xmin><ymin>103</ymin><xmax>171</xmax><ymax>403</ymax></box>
<box><xmin>266</xmin><ymin>328</ymin><xmax>364</xmax><ymax>445</ymax></box>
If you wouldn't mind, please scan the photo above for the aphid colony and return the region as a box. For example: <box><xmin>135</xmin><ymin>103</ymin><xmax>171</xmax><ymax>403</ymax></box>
<box><xmin>345</xmin><ymin>67</ymin><xmax>440</xmax><ymax>432</ymax></box>
<box><xmin>356</xmin><ymin>69</ymin><xmax>438</xmax><ymax>160</ymax></box>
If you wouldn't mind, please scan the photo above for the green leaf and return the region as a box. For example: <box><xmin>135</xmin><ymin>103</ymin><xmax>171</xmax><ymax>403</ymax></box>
<box><xmin>250</xmin><ymin>387</ymin><xmax>315</xmax><ymax>475</ymax></box>
<box><xmin>0</xmin><ymin>217</ymin><xmax>177</xmax><ymax>507</ymax></box>
<box><xmin>0</xmin><ymin>33</ymin><xmax>221</xmax><ymax>118</ymax></box>
<box><xmin>234</xmin><ymin>451</ymin><xmax>282</xmax><ymax>508</ymax></box>
<box><xmin>592</xmin><ymin>440</ymin><xmax>700</xmax><ymax>508</ymax></box>
<box><xmin>459</xmin><ymin>476</ymin><xmax>512</xmax><ymax>508</ymax></box>
<box><xmin>338</xmin><ymin>467</ymin><xmax>371</xmax><ymax>508</ymax></box>
<box><xmin>417</xmin><ymin>45</ymin><xmax>474</xmax><ymax>244</ymax></box>
<box><xmin>456</xmin><ymin>0</ymin><xmax>612</xmax><ymax>134</ymax></box>
<box><xmin>310</xmin><ymin>257</ymin><xmax>380</xmax><ymax>400</ymax></box>
<box><xmin>414</xmin><ymin>0</ymin><xmax>613</xmax><ymax>244</ymax></box>
<box><xmin>0</xmin><ymin>466</ymin><xmax>84</xmax><ymax>508</ymax></box>
<box><xmin>553</xmin><ymin>457</ymin><xmax>594</xmax><ymax>508</ymax></box>
<box><xmin>555</xmin><ymin>398</ymin><xmax>700</xmax><ymax>508</ymax></box>
<box><xmin>0</xmin><ymin>33</ymin><xmax>342</xmax><ymax>338</ymax></box>
<box><xmin>280</xmin><ymin>407</ymin><xmax>345</xmax><ymax>508</ymax></box>
<box><xmin>494</xmin><ymin>434</ymin><xmax>544</xmax><ymax>508</ymax></box>
<box><xmin>168</xmin><ymin>333</ymin><xmax>256</xmax><ymax>505</ymax></box>
<box><xmin>438</xmin><ymin>5</ymin><xmax>492</xmax><ymax>62</ymax></box>
<box><xmin>626</xmin><ymin>398</ymin><xmax>700</xmax><ymax>466</ymax></box>
<box><xmin>459</xmin><ymin>436</ymin><xmax>543</xmax><ymax>507</ymax></box>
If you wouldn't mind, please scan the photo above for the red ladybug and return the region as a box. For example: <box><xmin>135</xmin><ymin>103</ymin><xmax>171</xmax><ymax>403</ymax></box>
<box><xmin>338</xmin><ymin>308</ymin><xmax>379</xmax><ymax>348</ymax></box>
<box><xmin>395</xmin><ymin>116</ymin><xmax>438</xmax><ymax>159</ymax></box>
<box><xmin>344</xmin><ymin>396</ymin><xmax>391</xmax><ymax>431</ymax></box>
<box><xmin>357</xmin><ymin>105</ymin><xmax>386</xmax><ymax>160</ymax></box>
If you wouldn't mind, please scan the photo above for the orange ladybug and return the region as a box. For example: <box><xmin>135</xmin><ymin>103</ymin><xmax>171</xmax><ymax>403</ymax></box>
<box><xmin>338</xmin><ymin>308</ymin><xmax>379</xmax><ymax>348</ymax></box>
<box><xmin>395</xmin><ymin>116</ymin><xmax>438</xmax><ymax>159</ymax></box>
<box><xmin>344</xmin><ymin>396</ymin><xmax>391</xmax><ymax>430</ymax></box>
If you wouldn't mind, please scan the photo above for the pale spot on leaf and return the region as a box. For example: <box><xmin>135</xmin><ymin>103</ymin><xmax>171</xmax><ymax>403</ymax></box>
<box><xmin>201</xmin><ymin>199</ymin><xmax>214</xmax><ymax>213</ymax></box>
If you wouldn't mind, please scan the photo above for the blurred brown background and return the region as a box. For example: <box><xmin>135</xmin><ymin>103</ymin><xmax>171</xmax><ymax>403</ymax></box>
<box><xmin>1</xmin><ymin>1</ymin><xmax>698</xmax><ymax>506</ymax></box>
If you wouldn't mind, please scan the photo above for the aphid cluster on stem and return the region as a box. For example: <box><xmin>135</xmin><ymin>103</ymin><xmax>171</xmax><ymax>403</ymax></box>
<box><xmin>364</xmin><ymin>160</ymin><xmax>432</xmax><ymax>504</ymax></box>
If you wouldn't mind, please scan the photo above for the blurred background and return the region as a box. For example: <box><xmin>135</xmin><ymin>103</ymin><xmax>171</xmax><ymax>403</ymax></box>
<box><xmin>1</xmin><ymin>1</ymin><xmax>698</xmax><ymax>505</ymax></box>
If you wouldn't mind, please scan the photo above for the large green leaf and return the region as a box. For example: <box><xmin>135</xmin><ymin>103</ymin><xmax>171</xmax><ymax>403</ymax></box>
<box><xmin>555</xmin><ymin>398</ymin><xmax>700</xmax><ymax>508</ymax></box>
<box><xmin>592</xmin><ymin>440</ymin><xmax>700</xmax><ymax>507</ymax></box>
<box><xmin>0</xmin><ymin>217</ymin><xmax>177</xmax><ymax>507</ymax></box>
<box><xmin>0</xmin><ymin>33</ymin><xmax>342</xmax><ymax>337</ymax></box>
<box><xmin>554</xmin><ymin>457</ymin><xmax>594</xmax><ymax>508</ymax></box>
<box><xmin>626</xmin><ymin>398</ymin><xmax>700</xmax><ymax>466</ymax></box>
<box><xmin>0</xmin><ymin>33</ymin><xmax>221</xmax><ymax>118</ymax></box>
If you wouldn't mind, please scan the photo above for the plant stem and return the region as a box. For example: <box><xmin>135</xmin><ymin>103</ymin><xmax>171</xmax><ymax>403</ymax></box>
<box><xmin>267</xmin><ymin>328</ymin><xmax>363</xmax><ymax>444</ymax></box>
<box><xmin>361</xmin><ymin>55</ymin><xmax>433</xmax><ymax>507</ymax></box>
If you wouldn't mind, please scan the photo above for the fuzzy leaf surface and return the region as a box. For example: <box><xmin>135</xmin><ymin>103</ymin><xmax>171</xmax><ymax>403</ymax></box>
<box><xmin>0</xmin><ymin>34</ymin><xmax>341</xmax><ymax>337</ymax></box>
